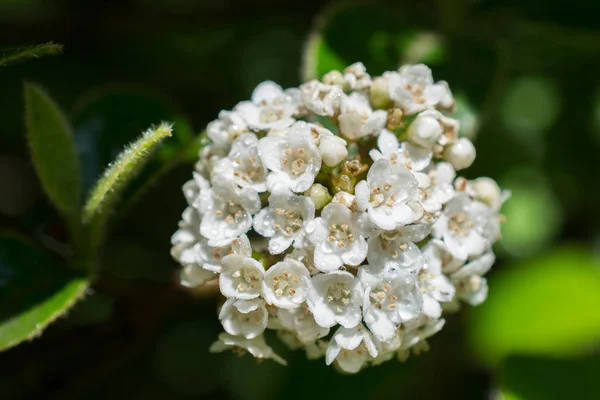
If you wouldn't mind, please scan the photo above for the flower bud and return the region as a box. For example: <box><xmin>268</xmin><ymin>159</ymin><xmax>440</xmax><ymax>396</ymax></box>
<box><xmin>471</xmin><ymin>177</ymin><xmax>501</xmax><ymax>209</ymax></box>
<box><xmin>370</xmin><ymin>76</ymin><xmax>389</xmax><ymax>109</ymax></box>
<box><xmin>304</xmin><ymin>183</ymin><xmax>332</xmax><ymax>210</ymax></box>
<box><xmin>407</xmin><ymin>114</ymin><xmax>443</xmax><ymax>148</ymax></box>
<box><xmin>319</xmin><ymin>135</ymin><xmax>348</xmax><ymax>167</ymax></box>
<box><xmin>322</xmin><ymin>70</ymin><xmax>345</xmax><ymax>87</ymax></box>
<box><xmin>444</xmin><ymin>137</ymin><xmax>475</xmax><ymax>170</ymax></box>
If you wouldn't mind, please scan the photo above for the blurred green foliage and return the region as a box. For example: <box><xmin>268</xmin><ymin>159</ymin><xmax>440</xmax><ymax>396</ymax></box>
<box><xmin>0</xmin><ymin>0</ymin><xmax>599</xmax><ymax>399</ymax></box>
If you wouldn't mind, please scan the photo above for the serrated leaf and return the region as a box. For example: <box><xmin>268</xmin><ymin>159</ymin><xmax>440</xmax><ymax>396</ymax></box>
<box><xmin>82</xmin><ymin>122</ymin><xmax>173</xmax><ymax>242</ymax></box>
<box><xmin>24</xmin><ymin>83</ymin><xmax>82</xmax><ymax>223</ymax></box>
<box><xmin>0</xmin><ymin>42</ymin><xmax>63</xmax><ymax>68</ymax></box>
<box><xmin>468</xmin><ymin>246</ymin><xmax>600</xmax><ymax>365</ymax></box>
<box><xmin>0</xmin><ymin>233</ymin><xmax>89</xmax><ymax>352</ymax></box>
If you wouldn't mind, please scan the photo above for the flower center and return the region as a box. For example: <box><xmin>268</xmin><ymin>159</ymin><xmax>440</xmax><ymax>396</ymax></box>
<box><xmin>231</xmin><ymin>305</ymin><xmax>265</xmax><ymax>325</ymax></box>
<box><xmin>369</xmin><ymin>283</ymin><xmax>398</xmax><ymax>312</ymax></box>
<box><xmin>327</xmin><ymin>223</ymin><xmax>354</xmax><ymax>248</ymax></box>
<box><xmin>281</xmin><ymin>146</ymin><xmax>309</xmax><ymax>176</ymax></box>
<box><xmin>232</xmin><ymin>151</ymin><xmax>266</xmax><ymax>184</ymax></box>
<box><xmin>405</xmin><ymin>83</ymin><xmax>426</xmax><ymax>105</ymax></box>
<box><xmin>259</xmin><ymin>106</ymin><xmax>285</xmax><ymax>123</ymax></box>
<box><xmin>448</xmin><ymin>212</ymin><xmax>474</xmax><ymax>236</ymax></box>
<box><xmin>272</xmin><ymin>271</ymin><xmax>300</xmax><ymax>297</ymax></box>
<box><xmin>379</xmin><ymin>237</ymin><xmax>409</xmax><ymax>258</ymax></box>
<box><xmin>273</xmin><ymin>208</ymin><xmax>303</xmax><ymax>236</ymax></box>
<box><xmin>326</xmin><ymin>282</ymin><xmax>352</xmax><ymax>312</ymax></box>
<box><xmin>417</xmin><ymin>270</ymin><xmax>436</xmax><ymax>294</ymax></box>
<box><xmin>215</xmin><ymin>200</ymin><xmax>245</xmax><ymax>225</ymax></box>
<box><xmin>369</xmin><ymin>183</ymin><xmax>397</xmax><ymax>208</ymax></box>
<box><xmin>232</xmin><ymin>266</ymin><xmax>261</xmax><ymax>292</ymax></box>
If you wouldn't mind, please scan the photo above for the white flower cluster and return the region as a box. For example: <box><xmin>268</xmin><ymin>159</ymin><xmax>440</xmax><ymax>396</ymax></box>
<box><xmin>171</xmin><ymin>63</ymin><xmax>508</xmax><ymax>373</ymax></box>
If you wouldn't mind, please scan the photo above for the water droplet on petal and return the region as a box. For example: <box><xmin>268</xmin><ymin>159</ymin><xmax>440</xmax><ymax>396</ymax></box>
<box><xmin>305</xmin><ymin>221</ymin><xmax>315</xmax><ymax>233</ymax></box>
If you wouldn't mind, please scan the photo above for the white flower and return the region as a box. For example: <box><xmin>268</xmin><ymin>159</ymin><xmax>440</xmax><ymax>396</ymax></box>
<box><xmin>369</xmin><ymin>129</ymin><xmax>432</xmax><ymax>172</ymax></box>
<box><xmin>407</xmin><ymin>109</ymin><xmax>444</xmax><ymax>148</ymax></box>
<box><xmin>300</xmin><ymin>79</ymin><xmax>343</xmax><ymax>116</ymax></box>
<box><xmin>418</xmin><ymin>247</ymin><xmax>456</xmax><ymax>318</ymax></box>
<box><xmin>286</xmin><ymin>247</ymin><xmax>320</xmax><ymax>275</ymax></box>
<box><xmin>444</xmin><ymin>137</ymin><xmax>476</xmax><ymax>170</ymax></box>
<box><xmin>367</xmin><ymin>227</ymin><xmax>427</xmax><ymax>274</ymax></box>
<box><xmin>213</xmin><ymin>133</ymin><xmax>268</xmax><ymax>192</ymax></box>
<box><xmin>306</xmin><ymin>202</ymin><xmax>369</xmax><ymax>271</ymax></box>
<box><xmin>325</xmin><ymin>325</ymin><xmax>379</xmax><ymax>373</ymax></box>
<box><xmin>210</xmin><ymin>332</ymin><xmax>287</xmax><ymax>365</ymax></box>
<box><xmin>253</xmin><ymin>189</ymin><xmax>315</xmax><ymax>254</ymax></box>
<box><xmin>450</xmin><ymin>252</ymin><xmax>495</xmax><ymax>280</ymax></box>
<box><xmin>451</xmin><ymin>252</ymin><xmax>495</xmax><ymax>306</ymax></box>
<box><xmin>262</xmin><ymin>259</ymin><xmax>311</xmax><ymax>308</ymax></box>
<box><xmin>355</xmin><ymin>159</ymin><xmax>420</xmax><ymax>230</ymax></box>
<box><xmin>219</xmin><ymin>298</ymin><xmax>268</xmax><ymax>339</ymax></box>
<box><xmin>307</xmin><ymin>270</ymin><xmax>363</xmax><ymax>328</ymax></box>
<box><xmin>277</xmin><ymin>306</ymin><xmax>330</xmax><ymax>343</ymax></box>
<box><xmin>219</xmin><ymin>254</ymin><xmax>265</xmax><ymax>299</ymax></box>
<box><xmin>179</xmin><ymin>264</ymin><xmax>216</xmax><ymax>288</ymax></box>
<box><xmin>398</xmin><ymin>316</ymin><xmax>445</xmax><ymax>353</ymax></box>
<box><xmin>182</xmin><ymin>172</ymin><xmax>210</xmax><ymax>206</ymax></box>
<box><xmin>386</xmin><ymin>64</ymin><xmax>454</xmax><ymax>115</ymax></box>
<box><xmin>197</xmin><ymin>179</ymin><xmax>260</xmax><ymax>246</ymax></box>
<box><xmin>417</xmin><ymin>162</ymin><xmax>456</xmax><ymax>213</ymax></box>
<box><xmin>359</xmin><ymin>265</ymin><xmax>423</xmax><ymax>342</ymax></box>
<box><xmin>371</xmin><ymin>331</ymin><xmax>403</xmax><ymax>366</ymax></box>
<box><xmin>466</xmin><ymin>177</ymin><xmax>508</xmax><ymax>212</ymax></box>
<box><xmin>173</xmin><ymin>62</ymin><xmax>507</xmax><ymax>371</ymax></box>
<box><xmin>171</xmin><ymin>207</ymin><xmax>202</xmax><ymax>266</ymax></box>
<box><xmin>343</xmin><ymin>62</ymin><xmax>372</xmax><ymax>91</ymax></box>
<box><xmin>422</xmin><ymin>239</ymin><xmax>465</xmax><ymax>275</ymax></box>
<box><xmin>235</xmin><ymin>81</ymin><xmax>299</xmax><ymax>132</ymax></box>
<box><xmin>456</xmin><ymin>275</ymin><xmax>488</xmax><ymax>306</ymax></box>
<box><xmin>172</xmin><ymin>207</ymin><xmax>219</xmax><ymax>287</ymax></box>
<box><xmin>338</xmin><ymin>92</ymin><xmax>387</xmax><ymax>140</ymax></box>
<box><xmin>257</xmin><ymin>121</ymin><xmax>322</xmax><ymax>192</ymax></box>
<box><xmin>432</xmin><ymin>193</ymin><xmax>498</xmax><ymax>260</ymax></box>
<box><xmin>193</xmin><ymin>234</ymin><xmax>252</xmax><ymax>273</ymax></box>
<box><xmin>319</xmin><ymin>134</ymin><xmax>348</xmax><ymax>167</ymax></box>
<box><xmin>207</xmin><ymin>110</ymin><xmax>248</xmax><ymax>151</ymax></box>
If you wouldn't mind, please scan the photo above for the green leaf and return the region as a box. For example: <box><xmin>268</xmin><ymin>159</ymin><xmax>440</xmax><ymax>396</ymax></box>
<box><xmin>24</xmin><ymin>83</ymin><xmax>82</xmax><ymax>223</ymax></box>
<box><xmin>500</xmin><ymin>355</ymin><xmax>600</xmax><ymax>400</ymax></box>
<box><xmin>0</xmin><ymin>232</ymin><xmax>89</xmax><ymax>351</ymax></box>
<box><xmin>468</xmin><ymin>246</ymin><xmax>600</xmax><ymax>365</ymax></box>
<box><xmin>0</xmin><ymin>42</ymin><xmax>63</xmax><ymax>68</ymax></box>
<box><xmin>302</xmin><ymin>3</ymin><xmax>446</xmax><ymax>80</ymax></box>
<box><xmin>82</xmin><ymin>122</ymin><xmax>173</xmax><ymax>242</ymax></box>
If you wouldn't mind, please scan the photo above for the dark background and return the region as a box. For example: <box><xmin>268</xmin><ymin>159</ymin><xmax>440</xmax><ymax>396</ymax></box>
<box><xmin>0</xmin><ymin>0</ymin><xmax>599</xmax><ymax>399</ymax></box>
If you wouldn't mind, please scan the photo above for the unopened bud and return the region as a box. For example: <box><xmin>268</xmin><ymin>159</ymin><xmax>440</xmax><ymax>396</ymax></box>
<box><xmin>444</xmin><ymin>138</ymin><xmax>475</xmax><ymax>170</ymax></box>
<box><xmin>370</xmin><ymin>76</ymin><xmax>390</xmax><ymax>109</ymax></box>
<box><xmin>408</xmin><ymin>114</ymin><xmax>443</xmax><ymax>148</ymax></box>
<box><xmin>319</xmin><ymin>135</ymin><xmax>348</xmax><ymax>167</ymax></box>
<box><xmin>471</xmin><ymin>177</ymin><xmax>501</xmax><ymax>209</ymax></box>
<box><xmin>304</xmin><ymin>183</ymin><xmax>332</xmax><ymax>210</ymax></box>
<box><xmin>322</xmin><ymin>70</ymin><xmax>345</xmax><ymax>87</ymax></box>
